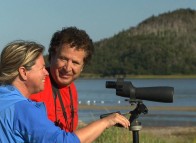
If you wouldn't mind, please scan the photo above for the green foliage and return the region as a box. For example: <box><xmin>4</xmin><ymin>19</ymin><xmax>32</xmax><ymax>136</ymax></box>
<box><xmin>84</xmin><ymin>8</ymin><xmax>196</xmax><ymax>77</ymax></box>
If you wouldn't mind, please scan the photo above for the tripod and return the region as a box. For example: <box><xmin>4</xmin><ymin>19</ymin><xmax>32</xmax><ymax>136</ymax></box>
<box><xmin>100</xmin><ymin>100</ymin><xmax>148</xmax><ymax>143</ymax></box>
<box><xmin>128</xmin><ymin>100</ymin><xmax>148</xmax><ymax>143</ymax></box>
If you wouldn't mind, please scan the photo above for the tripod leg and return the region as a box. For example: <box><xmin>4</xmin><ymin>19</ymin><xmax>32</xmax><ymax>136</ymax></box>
<box><xmin>130</xmin><ymin>120</ymin><xmax>142</xmax><ymax>143</ymax></box>
<box><xmin>132</xmin><ymin>131</ymin><xmax>139</xmax><ymax>143</ymax></box>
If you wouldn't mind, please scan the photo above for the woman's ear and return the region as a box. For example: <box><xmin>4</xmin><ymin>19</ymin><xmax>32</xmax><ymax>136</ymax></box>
<box><xmin>18</xmin><ymin>67</ymin><xmax>27</xmax><ymax>80</ymax></box>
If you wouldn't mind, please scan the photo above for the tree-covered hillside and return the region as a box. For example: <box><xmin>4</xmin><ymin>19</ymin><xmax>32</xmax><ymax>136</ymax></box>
<box><xmin>84</xmin><ymin>8</ymin><xmax>196</xmax><ymax>77</ymax></box>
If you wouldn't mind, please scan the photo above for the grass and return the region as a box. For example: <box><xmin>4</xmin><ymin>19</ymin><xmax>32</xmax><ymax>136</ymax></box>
<box><xmin>77</xmin><ymin>125</ymin><xmax>196</xmax><ymax>143</ymax></box>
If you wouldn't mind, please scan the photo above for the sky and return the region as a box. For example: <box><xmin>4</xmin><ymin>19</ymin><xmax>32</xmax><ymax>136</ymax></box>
<box><xmin>0</xmin><ymin>0</ymin><xmax>196</xmax><ymax>54</ymax></box>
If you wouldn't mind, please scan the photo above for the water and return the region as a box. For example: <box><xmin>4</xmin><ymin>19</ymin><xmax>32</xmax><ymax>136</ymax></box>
<box><xmin>75</xmin><ymin>78</ymin><xmax>196</xmax><ymax>126</ymax></box>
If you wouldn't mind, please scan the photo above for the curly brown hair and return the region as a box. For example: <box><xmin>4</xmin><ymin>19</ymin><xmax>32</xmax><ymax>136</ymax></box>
<box><xmin>48</xmin><ymin>27</ymin><xmax>94</xmax><ymax>65</ymax></box>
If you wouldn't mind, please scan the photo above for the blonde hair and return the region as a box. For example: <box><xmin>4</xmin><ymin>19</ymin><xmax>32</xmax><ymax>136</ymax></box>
<box><xmin>0</xmin><ymin>40</ymin><xmax>44</xmax><ymax>84</ymax></box>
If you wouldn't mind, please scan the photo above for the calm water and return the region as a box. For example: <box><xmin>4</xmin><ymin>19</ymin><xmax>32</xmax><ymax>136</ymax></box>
<box><xmin>75</xmin><ymin>78</ymin><xmax>196</xmax><ymax>126</ymax></box>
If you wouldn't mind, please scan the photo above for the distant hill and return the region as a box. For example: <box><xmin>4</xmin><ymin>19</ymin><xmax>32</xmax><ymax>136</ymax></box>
<box><xmin>84</xmin><ymin>8</ymin><xmax>196</xmax><ymax>77</ymax></box>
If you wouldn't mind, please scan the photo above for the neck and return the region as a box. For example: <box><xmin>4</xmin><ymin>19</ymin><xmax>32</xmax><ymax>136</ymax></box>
<box><xmin>12</xmin><ymin>77</ymin><xmax>30</xmax><ymax>98</ymax></box>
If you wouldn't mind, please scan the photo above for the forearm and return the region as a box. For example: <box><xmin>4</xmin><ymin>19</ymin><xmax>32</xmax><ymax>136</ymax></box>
<box><xmin>74</xmin><ymin>119</ymin><xmax>107</xmax><ymax>143</ymax></box>
<box><xmin>74</xmin><ymin>113</ymin><xmax>130</xmax><ymax>143</ymax></box>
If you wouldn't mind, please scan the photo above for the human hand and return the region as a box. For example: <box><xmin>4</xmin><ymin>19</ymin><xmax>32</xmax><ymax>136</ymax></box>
<box><xmin>101</xmin><ymin>112</ymin><xmax>130</xmax><ymax>129</ymax></box>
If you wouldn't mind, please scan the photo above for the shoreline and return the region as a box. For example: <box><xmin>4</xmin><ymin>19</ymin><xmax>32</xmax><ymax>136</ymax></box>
<box><xmin>79</xmin><ymin>104</ymin><xmax>196</xmax><ymax>112</ymax></box>
<box><xmin>79</xmin><ymin>74</ymin><xmax>196</xmax><ymax>79</ymax></box>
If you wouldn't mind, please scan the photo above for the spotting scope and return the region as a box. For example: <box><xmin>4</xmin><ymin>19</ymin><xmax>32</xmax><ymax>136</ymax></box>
<box><xmin>106</xmin><ymin>78</ymin><xmax>174</xmax><ymax>103</ymax></box>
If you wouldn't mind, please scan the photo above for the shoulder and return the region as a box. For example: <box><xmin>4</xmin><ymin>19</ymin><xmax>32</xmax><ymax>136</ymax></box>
<box><xmin>70</xmin><ymin>82</ymin><xmax>77</xmax><ymax>91</ymax></box>
<box><xmin>14</xmin><ymin>100</ymin><xmax>53</xmax><ymax>135</ymax></box>
<box><xmin>14</xmin><ymin>100</ymin><xmax>47</xmax><ymax>119</ymax></box>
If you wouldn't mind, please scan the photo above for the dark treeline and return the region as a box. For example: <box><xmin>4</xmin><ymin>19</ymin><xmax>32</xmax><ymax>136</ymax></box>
<box><xmin>84</xmin><ymin>8</ymin><xmax>196</xmax><ymax>77</ymax></box>
<box><xmin>45</xmin><ymin>8</ymin><xmax>196</xmax><ymax>77</ymax></box>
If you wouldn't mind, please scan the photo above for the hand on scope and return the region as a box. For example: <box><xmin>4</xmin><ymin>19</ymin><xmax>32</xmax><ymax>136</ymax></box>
<box><xmin>101</xmin><ymin>112</ymin><xmax>130</xmax><ymax>129</ymax></box>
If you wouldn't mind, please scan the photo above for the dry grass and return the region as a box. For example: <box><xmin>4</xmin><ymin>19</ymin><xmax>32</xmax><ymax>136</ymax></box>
<box><xmin>142</xmin><ymin>126</ymin><xmax>196</xmax><ymax>137</ymax></box>
<box><xmin>140</xmin><ymin>126</ymin><xmax>196</xmax><ymax>143</ymax></box>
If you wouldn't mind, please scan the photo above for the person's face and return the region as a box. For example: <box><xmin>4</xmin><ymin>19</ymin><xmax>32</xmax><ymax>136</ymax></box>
<box><xmin>50</xmin><ymin>44</ymin><xmax>85</xmax><ymax>87</ymax></box>
<box><xmin>26</xmin><ymin>54</ymin><xmax>49</xmax><ymax>94</ymax></box>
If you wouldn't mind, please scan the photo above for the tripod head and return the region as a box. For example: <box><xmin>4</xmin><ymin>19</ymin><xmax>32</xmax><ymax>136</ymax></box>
<box><xmin>100</xmin><ymin>100</ymin><xmax>148</xmax><ymax>129</ymax></box>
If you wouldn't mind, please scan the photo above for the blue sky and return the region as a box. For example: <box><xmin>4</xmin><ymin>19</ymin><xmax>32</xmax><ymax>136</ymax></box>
<box><xmin>0</xmin><ymin>0</ymin><xmax>196</xmax><ymax>54</ymax></box>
